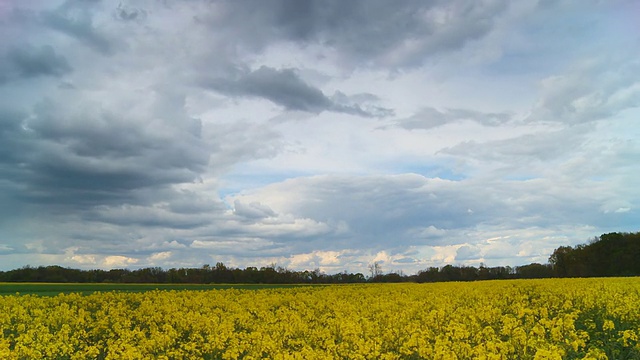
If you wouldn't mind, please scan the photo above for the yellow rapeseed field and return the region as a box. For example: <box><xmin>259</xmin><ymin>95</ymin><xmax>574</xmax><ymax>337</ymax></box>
<box><xmin>1</xmin><ymin>278</ymin><xmax>639</xmax><ymax>359</ymax></box>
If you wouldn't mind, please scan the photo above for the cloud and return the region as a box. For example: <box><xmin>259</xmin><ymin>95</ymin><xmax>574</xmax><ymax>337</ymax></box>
<box><xmin>455</xmin><ymin>245</ymin><xmax>481</xmax><ymax>261</ymax></box>
<box><xmin>203</xmin><ymin>66</ymin><xmax>331</xmax><ymax>112</ymax></box>
<box><xmin>84</xmin><ymin>204</ymin><xmax>213</xmax><ymax>229</ymax></box>
<box><xmin>390</xmin><ymin>107</ymin><xmax>512</xmax><ymax>130</ymax></box>
<box><xmin>70</xmin><ymin>254</ymin><xmax>96</xmax><ymax>265</ymax></box>
<box><xmin>0</xmin><ymin>0</ymin><xmax>637</xmax><ymax>275</ymax></box>
<box><xmin>330</xmin><ymin>91</ymin><xmax>395</xmax><ymax>118</ymax></box>
<box><xmin>41</xmin><ymin>0</ymin><xmax>114</xmax><ymax>55</ymax></box>
<box><xmin>233</xmin><ymin>200</ymin><xmax>277</xmax><ymax>219</ymax></box>
<box><xmin>205</xmin><ymin>0</ymin><xmax>509</xmax><ymax>68</ymax></box>
<box><xmin>112</xmin><ymin>3</ymin><xmax>147</xmax><ymax>22</ymax></box>
<box><xmin>529</xmin><ymin>56</ymin><xmax>640</xmax><ymax>124</ymax></box>
<box><xmin>0</xmin><ymin>98</ymin><xmax>210</xmax><ymax>209</ymax></box>
<box><xmin>441</xmin><ymin>125</ymin><xmax>592</xmax><ymax>163</ymax></box>
<box><xmin>201</xmin><ymin>65</ymin><xmax>392</xmax><ymax>117</ymax></box>
<box><xmin>1</xmin><ymin>44</ymin><xmax>72</xmax><ymax>81</ymax></box>
<box><xmin>205</xmin><ymin>121</ymin><xmax>284</xmax><ymax>171</ymax></box>
<box><xmin>104</xmin><ymin>255</ymin><xmax>139</xmax><ymax>267</ymax></box>
<box><xmin>225</xmin><ymin>170</ymin><xmax>634</xmax><ymax>266</ymax></box>
<box><xmin>148</xmin><ymin>251</ymin><xmax>172</xmax><ymax>262</ymax></box>
<box><xmin>227</xmin><ymin>175</ymin><xmax>548</xmax><ymax>250</ymax></box>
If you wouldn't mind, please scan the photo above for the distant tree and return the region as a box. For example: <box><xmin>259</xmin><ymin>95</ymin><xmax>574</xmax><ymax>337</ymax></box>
<box><xmin>549</xmin><ymin>246</ymin><xmax>573</xmax><ymax>277</ymax></box>
<box><xmin>478</xmin><ymin>263</ymin><xmax>490</xmax><ymax>280</ymax></box>
<box><xmin>416</xmin><ymin>267</ymin><xmax>440</xmax><ymax>283</ymax></box>
<box><xmin>368</xmin><ymin>261</ymin><xmax>383</xmax><ymax>280</ymax></box>
<box><xmin>516</xmin><ymin>263</ymin><xmax>554</xmax><ymax>278</ymax></box>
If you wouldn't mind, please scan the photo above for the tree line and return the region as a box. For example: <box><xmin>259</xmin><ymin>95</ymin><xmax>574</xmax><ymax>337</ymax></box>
<box><xmin>549</xmin><ymin>231</ymin><xmax>640</xmax><ymax>277</ymax></box>
<box><xmin>0</xmin><ymin>232</ymin><xmax>637</xmax><ymax>284</ymax></box>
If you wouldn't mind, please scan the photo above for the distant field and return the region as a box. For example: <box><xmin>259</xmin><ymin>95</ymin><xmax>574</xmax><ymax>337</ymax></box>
<box><xmin>0</xmin><ymin>283</ymin><xmax>304</xmax><ymax>296</ymax></box>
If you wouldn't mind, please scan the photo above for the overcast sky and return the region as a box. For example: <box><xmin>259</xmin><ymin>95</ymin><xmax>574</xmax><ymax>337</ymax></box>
<box><xmin>0</xmin><ymin>0</ymin><xmax>638</xmax><ymax>274</ymax></box>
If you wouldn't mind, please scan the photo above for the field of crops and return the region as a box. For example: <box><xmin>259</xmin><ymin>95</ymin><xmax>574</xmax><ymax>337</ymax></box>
<box><xmin>0</xmin><ymin>283</ymin><xmax>300</xmax><ymax>297</ymax></box>
<box><xmin>1</xmin><ymin>278</ymin><xmax>639</xmax><ymax>359</ymax></box>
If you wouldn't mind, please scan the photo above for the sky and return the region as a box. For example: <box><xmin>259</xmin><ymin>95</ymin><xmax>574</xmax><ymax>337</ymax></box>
<box><xmin>0</xmin><ymin>0</ymin><xmax>638</xmax><ymax>274</ymax></box>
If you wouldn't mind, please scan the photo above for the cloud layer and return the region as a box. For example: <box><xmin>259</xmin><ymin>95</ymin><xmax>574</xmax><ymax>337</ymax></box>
<box><xmin>0</xmin><ymin>0</ymin><xmax>638</xmax><ymax>274</ymax></box>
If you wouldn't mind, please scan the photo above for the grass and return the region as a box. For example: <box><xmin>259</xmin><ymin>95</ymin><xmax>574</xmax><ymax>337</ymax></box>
<box><xmin>0</xmin><ymin>283</ymin><xmax>306</xmax><ymax>296</ymax></box>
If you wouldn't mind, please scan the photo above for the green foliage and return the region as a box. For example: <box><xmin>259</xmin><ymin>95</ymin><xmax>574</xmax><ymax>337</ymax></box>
<box><xmin>549</xmin><ymin>232</ymin><xmax>640</xmax><ymax>278</ymax></box>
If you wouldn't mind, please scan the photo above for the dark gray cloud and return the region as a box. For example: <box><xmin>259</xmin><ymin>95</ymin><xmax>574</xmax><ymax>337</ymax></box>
<box><xmin>203</xmin><ymin>66</ymin><xmax>332</xmax><ymax>112</ymax></box>
<box><xmin>2</xmin><ymin>45</ymin><xmax>72</xmax><ymax>81</ymax></box>
<box><xmin>41</xmin><ymin>1</ymin><xmax>114</xmax><ymax>55</ymax></box>
<box><xmin>202</xmin><ymin>65</ymin><xmax>392</xmax><ymax>117</ymax></box>
<box><xmin>0</xmin><ymin>98</ymin><xmax>209</xmax><ymax>211</ymax></box>
<box><xmin>82</xmin><ymin>204</ymin><xmax>213</xmax><ymax>230</ymax></box>
<box><xmin>0</xmin><ymin>109</ymin><xmax>27</xmax><ymax>165</ymax></box>
<box><xmin>207</xmin><ymin>0</ymin><xmax>508</xmax><ymax>68</ymax></box>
